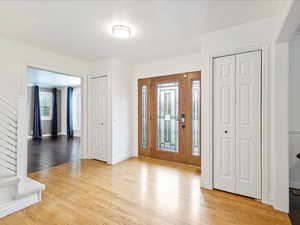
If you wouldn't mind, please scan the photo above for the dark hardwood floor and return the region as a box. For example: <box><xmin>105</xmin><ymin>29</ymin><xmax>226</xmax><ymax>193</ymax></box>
<box><xmin>27</xmin><ymin>136</ymin><xmax>80</xmax><ymax>173</ymax></box>
<box><xmin>290</xmin><ymin>188</ymin><xmax>300</xmax><ymax>225</ymax></box>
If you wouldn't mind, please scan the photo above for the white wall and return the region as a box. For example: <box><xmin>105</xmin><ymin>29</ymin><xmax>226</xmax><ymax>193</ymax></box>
<box><xmin>133</xmin><ymin>53</ymin><xmax>203</xmax><ymax>78</ymax></box>
<box><xmin>0</xmin><ymin>36</ymin><xmax>89</xmax><ymax>158</ymax></box>
<box><xmin>271</xmin><ymin>42</ymin><xmax>290</xmax><ymax>212</ymax></box>
<box><xmin>289</xmin><ymin>37</ymin><xmax>300</xmax><ymax>189</ymax></box>
<box><xmin>111</xmin><ymin>59</ymin><xmax>133</xmax><ymax>164</ymax></box>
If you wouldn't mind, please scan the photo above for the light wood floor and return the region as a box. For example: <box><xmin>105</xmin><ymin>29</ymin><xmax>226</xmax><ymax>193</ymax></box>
<box><xmin>0</xmin><ymin>158</ymin><xmax>290</xmax><ymax>225</ymax></box>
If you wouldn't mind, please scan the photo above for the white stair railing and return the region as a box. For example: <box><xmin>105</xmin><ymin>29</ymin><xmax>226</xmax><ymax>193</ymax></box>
<box><xmin>0</xmin><ymin>96</ymin><xmax>27</xmax><ymax>180</ymax></box>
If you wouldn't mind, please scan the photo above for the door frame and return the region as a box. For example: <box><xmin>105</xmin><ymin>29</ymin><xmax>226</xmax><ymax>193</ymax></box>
<box><xmin>22</xmin><ymin>65</ymin><xmax>87</xmax><ymax>172</ymax></box>
<box><xmin>202</xmin><ymin>44</ymin><xmax>270</xmax><ymax>206</ymax></box>
<box><xmin>138</xmin><ymin>72</ymin><xmax>201</xmax><ymax>166</ymax></box>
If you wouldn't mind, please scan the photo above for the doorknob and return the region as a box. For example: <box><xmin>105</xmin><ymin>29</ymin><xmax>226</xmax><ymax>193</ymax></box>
<box><xmin>224</xmin><ymin>130</ymin><xmax>228</xmax><ymax>134</ymax></box>
<box><xmin>180</xmin><ymin>113</ymin><xmax>186</xmax><ymax>123</ymax></box>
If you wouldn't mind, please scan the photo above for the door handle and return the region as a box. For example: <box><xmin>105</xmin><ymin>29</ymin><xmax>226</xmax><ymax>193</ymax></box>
<box><xmin>178</xmin><ymin>113</ymin><xmax>186</xmax><ymax>123</ymax></box>
<box><xmin>224</xmin><ymin>130</ymin><xmax>228</xmax><ymax>134</ymax></box>
<box><xmin>181</xmin><ymin>113</ymin><xmax>186</xmax><ymax>123</ymax></box>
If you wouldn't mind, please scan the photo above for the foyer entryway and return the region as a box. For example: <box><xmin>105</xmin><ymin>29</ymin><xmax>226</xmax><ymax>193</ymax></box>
<box><xmin>138</xmin><ymin>72</ymin><xmax>201</xmax><ymax>166</ymax></box>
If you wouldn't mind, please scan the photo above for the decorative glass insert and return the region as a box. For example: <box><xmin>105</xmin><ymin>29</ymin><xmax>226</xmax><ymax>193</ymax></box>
<box><xmin>40</xmin><ymin>92</ymin><xmax>53</xmax><ymax>121</ymax></box>
<box><xmin>156</xmin><ymin>82</ymin><xmax>179</xmax><ymax>152</ymax></box>
<box><xmin>141</xmin><ymin>85</ymin><xmax>148</xmax><ymax>149</ymax></box>
<box><xmin>192</xmin><ymin>80</ymin><xmax>200</xmax><ymax>156</ymax></box>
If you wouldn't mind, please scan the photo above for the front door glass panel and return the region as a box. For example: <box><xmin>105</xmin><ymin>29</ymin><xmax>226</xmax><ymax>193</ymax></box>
<box><xmin>141</xmin><ymin>85</ymin><xmax>148</xmax><ymax>149</ymax></box>
<box><xmin>192</xmin><ymin>80</ymin><xmax>200</xmax><ymax>156</ymax></box>
<box><xmin>156</xmin><ymin>82</ymin><xmax>179</xmax><ymax>152</ymax></box>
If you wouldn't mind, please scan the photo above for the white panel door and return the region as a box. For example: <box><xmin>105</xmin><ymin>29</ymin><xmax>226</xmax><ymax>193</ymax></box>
<box><xmin>235</xmin><ymin>51</ymin><xmax>261</xmax><ymax>199</ymax></box>
<box><xmin>213</xmin><ymin>55</ymin><xmax>236</xmax><ymax>193</ymax></box>
<box><xmin>91</xmin><ymin>76</ymin><xmax>108</xmax><ymax>162</ymax></box>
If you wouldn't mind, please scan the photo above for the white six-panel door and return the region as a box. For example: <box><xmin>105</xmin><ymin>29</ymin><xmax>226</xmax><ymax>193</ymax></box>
<box><xmin>213</xmin><ymin>51</ymin><xmax>262</xmax><ymax>199</ymax></box>
<box><xmin>91</xmin><ymin>76</ymin><xmax>108</xmax><ymax>162</ymax></box>
<box><xmin>235</xmin><ymin>51</ymin><xmax>261</xmax><ymax>198</ymax></box>
<box><xmin>213</xmin><ymin>55</ymin><xmax>236</xmax><ymax>193</ymax></box>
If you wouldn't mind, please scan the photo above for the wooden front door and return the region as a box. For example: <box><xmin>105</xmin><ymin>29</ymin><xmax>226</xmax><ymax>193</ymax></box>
<box><xmin>138</xmin><ymin>72</ymin><xmax>201</xmax><ymax>166</ymax></box>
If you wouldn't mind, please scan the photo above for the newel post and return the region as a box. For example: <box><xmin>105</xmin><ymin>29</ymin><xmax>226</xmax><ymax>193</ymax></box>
<box><xmin>16</xmin><ymin>96</ymin><xmax>27</xmax><ymax>180</ymax></box>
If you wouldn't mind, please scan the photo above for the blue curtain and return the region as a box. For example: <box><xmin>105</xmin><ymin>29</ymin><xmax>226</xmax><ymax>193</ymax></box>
<box><xmin>51</xmin><ymin>88</ymin><xmax>58</xmax><ymax>137</ymax></box>
<box><xmin>32</xmin><ymin>85</ymin><xmax>42</xmax><ymax>139</ymax></box>
<box><xmin>67</xmin><ymin>87</ymin><xmax>74</xmax><ymax>137</ymax></box>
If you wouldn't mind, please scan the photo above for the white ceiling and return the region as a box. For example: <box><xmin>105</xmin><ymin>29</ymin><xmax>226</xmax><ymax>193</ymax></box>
<box><xmin>27</xmin><ymin>67</ymin><xmax>81</xmax><ymax>88</ymax></box>
<box><xmin>0</xmin><ymin>1</ymin><xmax>287</xmax><ymax>64</ymax></box>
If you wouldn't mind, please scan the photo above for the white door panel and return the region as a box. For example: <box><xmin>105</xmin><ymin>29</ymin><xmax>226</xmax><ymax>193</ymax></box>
<box><xmin>213</xmin><ymin>55</ymin><xmax>236</xmax><ymax>193</ymax></box>
<box><xmin>91</xmin><ymin>76</ymin><xmax>107</xmax><ymax>162</ymax></box>
<box><xmin>213</xmin><ymin>51</ymin><xmax>262</xmax><ymax>199</ymax></box>
<box><xmin>235</xmin><ymin>51</ymin><xmax>261</xmax><ymax>199</ymax></box>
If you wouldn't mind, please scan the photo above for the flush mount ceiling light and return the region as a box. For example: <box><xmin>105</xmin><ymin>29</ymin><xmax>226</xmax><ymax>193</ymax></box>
<box><xmin>112</xmin><ymin>25</ymin><xmax>131</xmax><ymax>39</ymax></box>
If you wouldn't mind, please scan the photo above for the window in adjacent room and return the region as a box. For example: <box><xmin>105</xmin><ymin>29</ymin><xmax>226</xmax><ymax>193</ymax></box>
<box><xmin>72</xmin><ymin>88</ymin><xmax>81</xmax><ymax>131</ymax></box>
<box><xmin>40</xmin><ymin>92</ymin><xmax>52</xmax><ymax>120</ymax></box>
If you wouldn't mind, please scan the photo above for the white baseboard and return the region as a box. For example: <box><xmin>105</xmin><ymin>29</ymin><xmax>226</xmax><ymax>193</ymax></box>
<box><xmin>200</xmin><ymin>177</ymin><xmax>213</xmax><ymax>189</ymax></box>
<box><xmin>111</xmin><ymin>152</ymin><xmax>136</xmax><ymax>165</ymax></box>
<box><xmin>27</xmin><ymin>133</ymin><xmax>63</xmax><ymax>139</ymax></box>
<box><xmin>74</xmin><ymin>130</ymin><xmax>80</xmax><ymax>137</ymax></box>
<box><xmin>290</xmin><ymin>181</ymin><xmax>300</xmax><ymax>189</ymax></box>
<box><xmin>0</xmin><ymin>191</ymin><xmax>41</xmax><ymax>218</ymax></box>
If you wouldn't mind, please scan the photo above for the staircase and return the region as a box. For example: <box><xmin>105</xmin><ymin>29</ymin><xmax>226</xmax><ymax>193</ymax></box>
<box><xmin>0</xmin><ymin>96</ymin><xmax>44</xmax><ymax>218</ymax></box>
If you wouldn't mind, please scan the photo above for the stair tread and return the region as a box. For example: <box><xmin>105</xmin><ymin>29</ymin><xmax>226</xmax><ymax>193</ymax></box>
<box><xmin>0</xmin><ymin>179</ymin><xmax>43</xmax><ymax>216</ymax></box>
<box><xmin>16</xmin><ymin>177</ymin><xmax>45</xmax><ymax>199</ymax></box>
<box><xmin>0</xmin><ymin>177</ymin><xmax>44</xmax><ymax>211</ymax></box>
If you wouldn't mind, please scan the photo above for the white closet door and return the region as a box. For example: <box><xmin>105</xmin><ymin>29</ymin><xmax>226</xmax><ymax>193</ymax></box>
<box><xmin>235</xmin><ymin>51</ymin><xmax>261</xmax><ymax>199</ymax></box>
<box><xmin>213</xmin><ymin>55</ymin><xmax>236</xmax><ymax>193</ymax></box>
<box><xmin>91</xmin><ymin>76</ymin><xmax>108</xmax><ymax>162</ymax></box>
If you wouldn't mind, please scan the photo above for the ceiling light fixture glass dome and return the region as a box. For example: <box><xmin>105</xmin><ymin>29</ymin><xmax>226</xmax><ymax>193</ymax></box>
<box><xmin>112</xmin><ymin>25</ymin><xmax>131</xmax><ymax>39</ymax></box>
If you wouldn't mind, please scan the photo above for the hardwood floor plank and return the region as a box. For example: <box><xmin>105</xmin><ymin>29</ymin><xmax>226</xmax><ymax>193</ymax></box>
<box><xmin>0</xmin><ymin>158</ymin><xmax>290</xmax><ymax>225</ymax></box>
<box><xmin>27</xmin><ymin>136</ymin><xmax>80</xmax><ymax>173</ymax></box>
